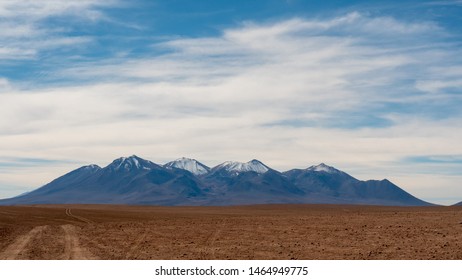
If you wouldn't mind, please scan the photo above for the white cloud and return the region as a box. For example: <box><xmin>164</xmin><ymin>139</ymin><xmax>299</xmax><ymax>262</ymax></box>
<box><xmin>0</xmin><ymin>0</ymin><xmax>117</xmax><ymax>19</ymax></box>
<box><xmin>1</xmin><ymin>12</ymin><xmax>462</xmax><ymax>204</ymax></box>
<box><xmin>425</xmin><ymin>0</ymin><xmax>462</xmax><ymax>6</ymax></box>
<box><xmin>0</xmin><ymin>0</ymin><xmax>119</xmax><ymax>60</ymax></box>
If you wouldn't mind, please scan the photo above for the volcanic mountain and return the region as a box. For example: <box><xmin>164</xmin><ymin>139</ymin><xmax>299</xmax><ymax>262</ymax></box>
<box><xmin>0</xmin><ymin>155</ymin><xmax>432</xmax><ymax>206</ymax></box>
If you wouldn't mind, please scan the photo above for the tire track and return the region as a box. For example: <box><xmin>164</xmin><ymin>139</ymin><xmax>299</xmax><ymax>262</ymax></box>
<box><xmin>61</xmin><ymin>224</ymin><xmax>95</xmax><ymax>260</ymax></box>
<box><xmin>200</xmin><ymin>219</ymin><xmax>225</xmax><ymax>259</ymax></box>
<box><xmin>126</xmin><ymin>231</ymin><xmax>148</xmax><ymax>259</ymax></box>
<box><xmin>0</xmin><ymin>226</ymin><xmax>48</xmax><ymax>260</ymax></box>
<box><xmin>65</xmin><ymin>208</ymin><xmax>93</xmax><ymax>224</ymax></box>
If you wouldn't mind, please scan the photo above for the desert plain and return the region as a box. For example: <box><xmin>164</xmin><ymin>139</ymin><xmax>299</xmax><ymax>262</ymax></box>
<box><xmin>0</xmin><ymin>204</ymin><xmax>461</xmax><ymax>260</ymax></box>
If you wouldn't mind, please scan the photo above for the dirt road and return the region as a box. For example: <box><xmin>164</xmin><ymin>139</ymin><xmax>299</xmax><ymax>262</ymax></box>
<box><xmin>0</xmin><ymin>207</ymin><xmax>96</xmax><ymax>259</ymax></box>
<box><xmin>0</xmin><ymin>204</ymin><xmax>461</xmax><ymax>260</ymax></box>
<box><xmin>65</xmin><ymin>208</ymin><xmax>93</xmax><ymax>224</ymax></box>
<box><xmin>0</xmin><ymin>226</ymin><xmax>48</xmax><ymax>260</ymax></box>
<box><xmin>62</xmin><ymin>224</ymin><xmax>95</xmax><ymax>260</ymax></box>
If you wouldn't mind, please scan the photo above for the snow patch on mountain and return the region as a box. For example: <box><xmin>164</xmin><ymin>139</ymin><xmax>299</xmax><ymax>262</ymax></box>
<box><xmin>165</xmin><ymin>157</ymin><xmax>210</xmax><ymax>175</ymax></box>
<box><xmin>307</xmin><ymin>163</ymin><xmax>340</xmax><ymax>173</ymax></box>
<box><xmin>82</xmin><ymin>164</ymin><xmax>101</xmax><ymax>170</ymax></box>
<box><xmin>215</xmin><ymin>160</ymin><xmax>269</xmax><ymax>174</ymax></box>
<box><xmin>108</xmin><ymin>155</ymin><xmax>154</xmax><ymax>171</ymax></box>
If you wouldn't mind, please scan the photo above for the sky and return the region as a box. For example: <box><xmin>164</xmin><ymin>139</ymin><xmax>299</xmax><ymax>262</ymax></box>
<box><xmin>0</xmin><ymin>0</ymin><xmax>461</xmax><ymax>205</ymax></box>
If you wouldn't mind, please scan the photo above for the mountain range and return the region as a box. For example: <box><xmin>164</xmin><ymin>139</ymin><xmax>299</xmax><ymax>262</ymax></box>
<box><xmin>0</xmin><ymin>155</ymin><xmax>433</xmax><ymax>206</ymax></box>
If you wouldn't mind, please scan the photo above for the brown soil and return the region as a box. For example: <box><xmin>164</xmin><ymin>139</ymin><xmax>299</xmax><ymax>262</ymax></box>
<box><xmin>0</xmin><ymin>204</ymin><xmax>461</xmax><ymax>260</ymax></box>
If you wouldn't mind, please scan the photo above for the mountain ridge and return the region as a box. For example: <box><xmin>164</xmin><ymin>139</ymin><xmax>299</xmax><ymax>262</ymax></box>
<box><xmin>0</xmin><ymin>155</ymin><xmax>433</xmax><ymax>206</ymax></box>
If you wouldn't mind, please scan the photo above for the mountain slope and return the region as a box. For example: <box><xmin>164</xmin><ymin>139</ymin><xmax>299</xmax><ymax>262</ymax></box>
<box><xmin>2</xmin><ymin>155</ymin><xmax>207</xmax><ymax>205</ymax></box>
<box><xmin>10</xmin><ymin>164</ymin><xmax>102</xmax><ymax>201</ymax></box>
<box><xmin>0</xmin><ymin>157</ymin><xmax>433</xmax><ymax>206</ymax></box>
<box><xmin>283</xmin><ymin>163</ymin><xmax>430</xmax><ymax>206</ymax></box>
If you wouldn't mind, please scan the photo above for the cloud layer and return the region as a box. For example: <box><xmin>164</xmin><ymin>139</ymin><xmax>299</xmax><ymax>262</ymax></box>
<box><xmin>1</xmin><ymin>6</ymin><xmax>461</xmax><ymax>204</ymax></box>
<box><xmin>0</xmin><ymin>0</ymin><xmax>118</xmax><ymax>60</ymax></box>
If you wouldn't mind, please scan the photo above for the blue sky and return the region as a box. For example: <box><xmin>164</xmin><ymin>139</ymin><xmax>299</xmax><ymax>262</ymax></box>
<box><xmin>0</xmin><ymin>0</ymin><xmax>462</xmax><ymax>205</ymax></box>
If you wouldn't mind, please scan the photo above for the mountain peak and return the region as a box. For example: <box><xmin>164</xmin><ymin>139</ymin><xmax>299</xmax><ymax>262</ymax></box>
<box><xmin>215</xmin><ymin>160</ymin><xmax>269</xmax><ymax>174</ymax></box>
<box><xmin>164</xmin><ymin>157</ymin><xmax>210</xmax><ymax>175</ymax></box>
<box><xmin>307</xmin><ymin>163</ymin><xmax>341</xmax><ymax>174</ymax></box>
<box><xmin>107</xmin><ymin>155</ymin><xmax>155</xmax><ymax>172</ymax></box>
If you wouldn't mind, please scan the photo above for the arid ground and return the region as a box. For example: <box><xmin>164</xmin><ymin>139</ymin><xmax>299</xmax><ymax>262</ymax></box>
<box><xmin>0</xmin><ymin>204</ymin><xmax>461</xmax><ymax>260</ymax></box>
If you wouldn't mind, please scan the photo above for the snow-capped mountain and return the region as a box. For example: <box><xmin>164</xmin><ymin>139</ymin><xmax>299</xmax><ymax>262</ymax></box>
<box><xmin>0</xmin><ymin>155</ymin><xmax>433</xmax><ymax>206</ymax></box>
<box><xmin>106</xmin><ymin>155</ymin><xmax>157</xmax><ymax>172</ymax></box>
<box><xmin>307</xmin><ymin>163</ymin><xmax>342</xmax><ymax>174</ymax></box>
<box><xmin>164</xmin><ymin>157</ymin><xmax>210</xmax><ymax>175</ymax></box>
<box><xmin>211</xmin><ymin>159</ymin><xmax>270</xmax><ymax>175</ymax></box>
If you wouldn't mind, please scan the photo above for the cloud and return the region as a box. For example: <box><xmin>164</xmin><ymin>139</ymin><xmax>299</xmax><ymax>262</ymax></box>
<box><xmin>1</xmin><ymin>12</ymin><xmax>462</xmax><ymax>204</ymax></box>
<box><xmin>0</xmin><ymin>157</ymin><xmax>79</xmax><ymax>170</ymax></box>
<box><xmin>0</xmin><ymin>0</ymin><xmax>119</xmax><ymax>60</ymax></box>
<box><xmin>57</xmin><ymin>12</ymin><xmax>458</xmax><ymax>126</ymax></box>
<box><xmin>403</xmin><ymin>155</ymin><xmax>462</xmax><ymax>166</ymax></box>
<box><xmin>425</xmin><ymin>0</ymin><xmax>462</xmax><ymax>6</ymax></box>
<box><xmin>0</xmin><ymin>0</ymin><xmax>117</xmax><ymax>20</ymax></box>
